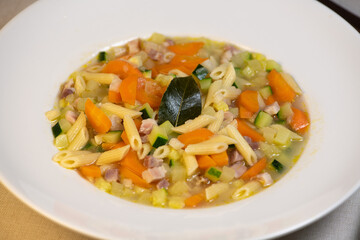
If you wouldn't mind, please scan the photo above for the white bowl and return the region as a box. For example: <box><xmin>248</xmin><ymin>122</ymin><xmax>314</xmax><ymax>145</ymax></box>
<box><xmin>0</xmin><ymin>0</ymin><xmax>359</xmax><ymax>239</ymax></box>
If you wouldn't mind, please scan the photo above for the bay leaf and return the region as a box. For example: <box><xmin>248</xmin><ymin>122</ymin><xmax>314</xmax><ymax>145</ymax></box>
<box><xmin>158</xmin><ymin>76</ymin><xmax>201</xmax><ymax>127</ymax></box>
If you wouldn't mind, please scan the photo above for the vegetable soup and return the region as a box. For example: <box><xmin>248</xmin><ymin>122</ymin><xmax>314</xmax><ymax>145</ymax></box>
<box><xmin>46</xmin><ymin>33</ymin><xmax>310</xmax><ymax>208</ymax></box>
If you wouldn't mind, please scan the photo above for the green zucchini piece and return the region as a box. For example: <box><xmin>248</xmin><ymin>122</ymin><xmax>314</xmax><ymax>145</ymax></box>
<box><xmin>199</xmin><ymin>78</ymin><xmax>212</xmax><ymax>92</ymax></box>
<box><xmin>148</xmin><ymin>125</ymin><xmax>168</xmax><ymax>148</ymax></box>
<box><xmin>259</xmin><ymin>86</ymin><xmax>273</xmax><ymax>100</ymax></box>
<box><xmin>102</xmin><ymin>131</ymin><xmax>122</xmax><ymax>143</ymax></box>
<box><xmin>159</xmin><ymin>120</ymin><xmax>174</xmax><ymax>135</ymax></box>
<box><xmin>254</xmin><ymin>111</ymin><xmax>273</xmax><ymax>128</ymax></box>
<box><xmin>142</xmin><ymin>69</ymin><xmax>152</xmax><ymax>78</ymax></box>
<box><xmin>277</xmin><ymin>102</ymin><xmax>293</xmax><ymax>120</ymax></box>
<box><xmin>192</xmin><ymin>64</ymin><xmax>208</xmax><ymax>80</ymax></box>
<box><xmin>205</xmin><ymin>167</ymin><xmax>222</xmax><ymax>182</ymax></box>
<box><xmin>52</xmin><ymin>122</ymin><xmax>62</xmax><ymax>138</ymax></box>
<box><xmin>234</xmin><ymin>67</ymin><xmax>241</xmax><ymax>77</ymax></box>
<box><xmin>139</xmin><ymin>103</ymin><xmax>154</xmax><ymax>119</ymax></box>
<box><xmin>98</xmin><ymin>51</ymin><xmax>108</xmax><ymax>62</ymax></box>
<box><xmin>241</xmin><ymin>65</ymin><xmax>256</xmax><ymax>79</ymax></box>
<box><xmin>271</xmin><ymin>159</ymin><xmax>284</xmax><ymax>173</ymax></box>
<box><xmin>266</xmin><ymin>60</ymin><xmax>282</xmax><ymax>72</ymax></box>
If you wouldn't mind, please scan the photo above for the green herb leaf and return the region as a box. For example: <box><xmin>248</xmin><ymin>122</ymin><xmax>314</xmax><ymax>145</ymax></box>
<box><xmin>158</xmin><ymin>76</ymin><xmax>201</xmax><ymax>126</ymax></box>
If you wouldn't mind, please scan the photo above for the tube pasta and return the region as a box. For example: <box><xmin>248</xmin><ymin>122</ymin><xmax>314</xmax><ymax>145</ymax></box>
<box><xmin>123</xmin><ymin>115</ymin><xmax>142</xmax><ymax>151</ymax></box>
<box><xmin>204</xmin><ymin>80</ymin><xmax>222</xmax><ymax>108</ymax></box>
<box><xmin>137</xmin><ymin>143</ymin><xmax>152</xmax><ymax>159</ymax></box>
<box><xmin>96</xmin><ymin>145</ymin><xmax>130</xmax><ymax>165</ymax></box>
<box><xmin>222</xmin><ymin>63</ymin><xmax>236</xmax><ymax>88</ymax></box>
<box><xmin>169</xmin><ymin>138</ymin><xmax>185</xmax><ymax>150</ymax></box>
<box><xmin>81</xmin><ymin>72</ymin><xmax>119</xmax><ymax>85</ymax></box>
<box><xmin>182</xmin><ymin>152</ymin><xmax>198</xmax><ymax>176</ymax></box>
<box><xmin>185</xmin><ymin>142</ymin><xmax>228</xmax><ymax>155</ymax></box>
<box><xmin>85</xmin><ymin>64</ymin><xmax>105</xmax><ymax>73</ymax></box>
<box><xmin>101</xmin><ymin>103</ymin><xmax>142</xmax><ymax>119</ymax></box>
<box><xmin>226</xmin><ymin>125</ymin><xmax>257</xmax><ymax>166</ymax></box>
<box><xmin>203</xmin><ymin>134</ymin><xmax>238</xmax><ymax>145</ymax></box>
<box><xmin>67</xmin><ymin>111</ymin><xmax>86</xmax><ymax>143</ymax></box>
<box><xmin>207</xmin><ymin>110</ymin><xmax>224</xmax><ymax>133</ymax></box>
<box><xmin>201</xmin><ymin>56</ymin><xmax>218</xmax><ymax>72</ymax></box>
<box><xmin>153</xmin><ymin>145</ymin><xmax>170</xmax><ymax>159</ymax></box>
<box><xmin>168</xmin><ymin>69</ymin><xmax>188</xmax><ymax>77</ymax></box>
<box><xmin>232</xmin><ymin>180</ymin><xmax>262</xmax><ymax>200</ymax></box>
<box><xmin>67</xmin><ymin>127</ymin><xmax>89</xmax><ymax>151</ymax></box>
<box><xmin>210</xmin><ymin>63</ymin><xmax>228</xmax><ymax>80</ymax></box>
<box><xmin>218</xmin><ymin>119</ymin><xmax>238</xmax><ymax>136</ymax></box>
<box><xmin>74</xmin><ymin>74</ymin><xmax>86</xmax><ymax>96</ymax></box>
<box><xmin>45</xmin><ymin>109</ymin><xmax>60</xmax><ymax>121</ymax></box>
<box><xmin>53</xmin><ymin>150</ymin><xmax>100</xmax><ymax>169</ymax></box>
<box><xmin>223</xmin><ymin>87</ymin><xmax>241</xmax><ymax>99</ymax></box>
<box><xmin>171</xmin><ymin>115</ymin><xmax>216</xmax><ymax>134</ymax></box>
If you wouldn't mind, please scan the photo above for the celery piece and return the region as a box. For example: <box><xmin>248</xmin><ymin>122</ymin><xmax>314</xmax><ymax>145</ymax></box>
<box><xmin>152</xmin><ymin>188</ymin><xmax>167</xmax><ymax>207</ymax></box>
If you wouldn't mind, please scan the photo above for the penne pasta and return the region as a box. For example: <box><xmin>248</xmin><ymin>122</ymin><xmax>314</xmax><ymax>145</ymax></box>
<box><xmin>67</xmin><ymin>127</ymin><xmax>89</xmax><ymax>151</ymax></box>
<box><xmin>226</xmin><ymin>125</ymin><xmax>257</xmax><ymax>166</ymax></box>
<box><xmin>204</xmin><ymin>80</ymin><xmax>222</xmax><ymax>108</ymax></box>
<box><xmin>137</xmin><ymin>143</ymin><xmax>152</xmax><ymax>160</ymax></box>
<box><xmin>185</xmin><ymin>142</ymin><xmax>228</xmax><ymax>155</ymax></box>
<box><xmin>67</xmin><ymin>111</ymin><xmax>86</xmax><ymax>143</ymax></box>
<box><xmin>81</xmin><ymin>71</ymin><xmax>120</xmax><ymax>85</ymax></box>
<box><xmin>202</xmin><ymin>134</ymin><xmax>238</xmax><ymax>145</ymax></box>
<box><xmin>101</xmin><ymin>103</ymin><xmax>142</xmax><ymax>119</ymax></box>
<box><xmin>209</xmin><ymin>63</ymin><xmax>227</xmax><ymax>80</ymax></box>
<box><xmin>168</xmin><ymin>69</ymin><xmax>188</xmax><ymax>77</ymax></box>
<box><xmin>218</xmin><ymin>119</ymin><xmax>238</xmax><ymax>136</ymax></box>
<box><xmin>53</xmin><ymin>150</ymin><xmax>100</xmax><ymax>169</ymax></box>
<box><xmin>74</xmin><ymin>74</ymin><xmax>86</xmax><ymax>96</ymax></box>
<box><xmin>207</xmin><ymin>110</ymin><xmax>224</xmax><ymax>133</ymax></box>
<box><xmin>153</xmin><ymin>145</ymin><xmax>170</xmax><ymax>159</ymax></box>
<box><xmin>123</xmin><ymin>115</ymin><xmax>142</xmax><ymax>151</ymax></box>
<box><xmin>182</xmin><ymin>152</ymin><xmax>198</xmax><ymax>176</ymax></box>
<box><xmin>45</xmin><ymin>109</ymin><xmax>60</xmax><ymax>121</ymax></box>
<box><xmin>222</xmin><ymin>63</ymin><xmax>236</xmax><ymax>88</ymax></box>
<box><xmin>222</xmin><ymin>86</ymin><xmax>242</xmax><ymax>99</ymax></box>
<box><xmin>232</xmin><ymin>180</ymin><xmax>262</xmax><ymax>200</ymax></box>
<box><xmin>169</xmin><ymin>138</ymin><xmax>185</xmax><ymax>150</ymax></box>
<box><xmin>172</xmin><ymin>115</ymin><xmax>216</xmax><ymax>134</ymax></box>
<box><xmin>96</xmin><ymin>145</ymin><xmax>130</xmax><ymax>165</ymax></box>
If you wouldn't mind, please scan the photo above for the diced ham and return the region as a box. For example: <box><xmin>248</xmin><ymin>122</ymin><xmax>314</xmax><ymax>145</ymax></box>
<box><xmin>139</xmin><ymin>119</ymin><xmax>157</xmax><ymax>135</ymax></box>
<box><xmin>231</xmin><ymin>162</ymin><xmax>247</xmax><ymax>178</ymax></box>
<box><xmin>156</xmin><ymin>179</ymin><xmax>170</xmax><ymax>190</ymax></box>
<box><xmin>142</xmin><ymin>166</ymin><xmax>167</xmax><ymax>183</ymax></box>
<box><xmin>220</xmin><ymin>45</ymin><xmax>240</xmax><ymax>64</ymax></box>
<box><xmin>148</xmin><ymin>49</ymin><xmax>163</xmax><ymax>61</ymax></box>
<box><xmin>60</xmin><ymin>87</ymin><xmax>75</xmax><ymax>98</ymax></box>
<box><xmin>109</xmin><ymin>115</ymin><xmax>123</xmax><ymax>131</ymax></box>
<box><xmin>143</xmin><ymin>155</ymin><xmax>163</xmax><ymax>168</ymax></box>
<box><xmin>127</xmin><ymin>39</ymin><xmax>140</xmax><ymax>55</ymax></box>
<box><xmin>244</xmin><ymin>136</ymin><xmax>259</xmax><ymax>150</ymax></box>
<box><xmin>228</xmin><ymin>149</ymin><xmax>244</xmax><ymax>164</ymax></box>
<box><xmin>104</xmin><ymin>168</ymin><xmax>119</xmax><ymax>182</ymax></box>
<box><xmin>257</xmin><ymin>172</ymin><xmax>273</xmax><ymax>186</ymax></box>
<box><xmin>264</xmin><ymin>101</ymin><xmax>280</xmax><ymax>115</ymax></box>
<box><xmin>65</xmin><ymin>110</ymin><xmax>78</xmax><ymax>124</ymax></box>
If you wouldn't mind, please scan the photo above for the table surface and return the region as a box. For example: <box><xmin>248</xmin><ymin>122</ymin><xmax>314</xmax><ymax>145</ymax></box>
<box><xmin>1</xmin><ymin>0</ymin><xmax>359</xmax><ymax>239</ymax></box>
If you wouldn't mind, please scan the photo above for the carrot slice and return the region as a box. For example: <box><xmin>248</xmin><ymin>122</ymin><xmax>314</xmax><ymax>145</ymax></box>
<box><xmin>290</xmin><ymin>107</ymin><xmax>310</xmax><ymax>134</ymax></box>
<box><xmin>241</xmin><ymin>157</ymin><xmax>267</xmax><ymax>180</ymax></box>
<box><xmin>196</xmin><ymin>155</ymin><xmax>217</xmax><ymax>169</ymax></box>
<box><xmin>136</xmin><ymin>78</ymin><xmax>165</xmax><ymax>108</ymax></box>
<box><xmin>121</xmin><ymin>131</ymin><xmax>130</xmax><ymax>145</ymax></box>
<box><xmin>210</xmin><ymin>151</ymin><xmax>229</xmax><ymax>167</ymax></box>
<box><xmin>265</xmin><ymin>95</ymin><xmax>276</xmax><ymax>105</ymax></box>
<box><xmin>85</xmin><ymin>99</ymin><xmax>112</xmax><ymax>134</ymax></box>
<box><xmin>133</xmin><ymin>118</ymin><xmax>142</xmax><ymax>130</ymax></box>
<box><xmin>185</xmin><ymin>193</ymin><xmax>205</xmax><ymax>208</ymax></box>
<box><xmin>102</xmin><ymin>141</ymin><xmax>127</xmax><ymax>151</ymax></box>
<box><xmin>119</xmin><ymin>166</ymin><xmax>151</xmax><ymax>189</ymax></box>
<box><xmin>120</xmin><ymin>75</ymin><xmax>138</xmax><ymax>105</ymax></box>
<box><xmin>238</xmin><ymin>90</ymin><xmax>259</xmax><ymax>113</ymax></box>
<box><xmin>168</xmin><ymin>42</ymin><xmax>204</xmax><ymax>56</ymax></box>
<box><xmin>79</xmin><ymin>165</ymin><xmax>102</xmax><ymax>178</ymax></box>
<box><xmin>267</xmin><ymin>69</ymin><xmax>296</xmax><ymax>103</ymax></box>
<box><xmin>120</xmin><ymin>150</ymin><xmax>146</xmax><ymax>177</ymax></box>
<box><xmin>108</xmin><ymin>90</ymin><xmax>122</xmax><ymax>104</ymax></box>
<box><xmin>236</xmin><ymin>119</ymin><xmax>265</xmax><ymax>142</ymax></box>
<box><xmin>102</xmin><ymin>60</ymin><xmax>142</xmax><ymax>79</ymax></box>
<box><xmin>239</xmin><ymin>105</ymin><xmax>254</xmax><ymax>119</ymax></box>
<box><xmin>177</xmin><ymin>128</ymin><xmax>214</xmax><ymax>146</ymax></box>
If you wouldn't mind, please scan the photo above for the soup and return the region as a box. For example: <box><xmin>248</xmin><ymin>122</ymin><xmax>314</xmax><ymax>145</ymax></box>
<box><xmin>45</xmin><ymin>33</ymin><xmax>309</xmax><ymax>208</ymax></box>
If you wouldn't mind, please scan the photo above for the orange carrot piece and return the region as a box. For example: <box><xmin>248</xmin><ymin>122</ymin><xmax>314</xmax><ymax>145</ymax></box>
<box><xmin>168</xmin><ymin>42</ymin><xmax>204</xmax><ymax>56</ymax></box>
<box><xmin>136</xmin><ymin>78</ymin><xmax>165</xmax><ymax>108</ymax></box>
<box><xmin>210</xmin><ymin>151</ymin><xmax>229</xmax><ymax>167</ymax></box>
<box><xmin>108</xmin><ymin>90</ymin><xmax>122</xmax><ymax>104</ymax></box>
<box><xmin>177</xmin><ymin>128</ymin><xmax>214</xmax><ymax>146</ymax></box>
<box><xmin>102</xmin><ymin>60</ymin><xmax>142</xmax><ymax>79</ymax></box>
<box><xmin>120</xmin><ymin>150</ymin><xmax>146</xmax><ymax>177</ymax></box>
<box><xmin>238</xmin><ymin>90</ymin><xmax>259</xmax><ymax>113</ymax></box>
<box><xmin>121</xmin><ymin>131</ymin><xmax>130</xmax><ymax>145</ymax></box>
<box><xmin>236</xmin><ymin>119</ymin><xmax>265</xmax><ymax>142</ymax></box>
<box><xmin>119</xmin><ymin>166</ymin><xmax>151</xmax><ymax>189</ymax></box>
<box><xmin>196</xmin><ymin>155</ymin><xmax>217</xmax><ymax>169</ymax></box>
<box><xmin>267</xmin><ymin>69</ymin><xmax>296</xmax><ymax>103</ymax></box>
<box><xmin>120</xmin><ymin>75</ymin><xmax>138</xmax><ymax>105</ymax></box>
<box><xmin>239</xmin><ymin>105</ymin><xmax>254</xmax><ymax>119</ymax></box>
<box><xmin>133</xmin><ymin>118</ymin><xmax>142</xmax><ymax>130</ymax></box>
<box><xmin>102</xmin><ymin>141</ymin><xmax>126</xmax><ymax>151</ymax></box>
<box><xmin>85</xmin><ymin>99</ymin><xmax>112</xmax><ymax>134</ymax></box>
<box><xmin>185</xmin><ymin>193</ymin><xmax>205</xmax><ymax>208</ymax></box>
<box><xmin>264</xmin><ymin>95</ymin><xmax>276</xmax><ymax>105</ymax></box>
<box><xmin>79</xmin><ymin>165</ymin><xmax>102</xmax><ymax>178</ymax></box>
<box><xmin>241</xmin><ymin>158</ymin><xmax>267</xmax><ymax>180</ymax></box>
<box><xmin>290</xmin><ymin>107</ymin><xmax>310</xmax><ymax>134</ymax></box>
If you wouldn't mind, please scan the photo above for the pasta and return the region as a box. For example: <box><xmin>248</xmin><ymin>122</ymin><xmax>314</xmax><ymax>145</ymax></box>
<box><xmin>47</xmin><ymin>34</ymin><xmax>309</xmax><ymax>209</ymax></box>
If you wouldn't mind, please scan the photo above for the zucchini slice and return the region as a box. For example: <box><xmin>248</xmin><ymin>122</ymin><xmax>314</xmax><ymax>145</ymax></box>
<box><xmin>205</xmin><ymin>167</ymin><xmax>222</xmax><ymax>182</ymax></box>
<box><xmin>148</xmin><ymin>125</ymin><xmax>168</xmax><ymax>148</ymax></box>
<box><xmin>254</xmin><ymin>111</ymin><xmax>273</xmax><ymax>128</ymax></box>
<box><xmin>98</xmin><ymin>51</ymin><xmax>108</xmax><ymax>62</ymax></box>
<box><xmin>199</xmin><ymin>78</ymin><xmax>212</xmax><ymax>92</ymax></box>
<box><xmin>142</xmin><ymin>69</ymin><xmax>152</xmax><ymax>78</ymax></box>
<box><xmin>139</xmin><ymin>103</ymin><xmax>154</xmax><ymax>119</ymax></box>
<box><xmin>277</xmin><ymin>102</ymin><xmax>293</xmax><ymax>120</ymax></box>
<box><xmin>52</xmin><ymin>122</ymin><xmax>62</xmax><ymax>138</ymax></box>
<box><xmin>192</xmin><ymin>64</ymin><xmax>208</xmax><ymax>80</ymax></box>
<box><xmin>271</xmin><ymin>159</ymin><xmax>284</xmax><ymax>173</ymax></box>
<box><xmin>259</xmin><ymin>86</ymin><xmax>273</xmax><ymax>100</ymax></box>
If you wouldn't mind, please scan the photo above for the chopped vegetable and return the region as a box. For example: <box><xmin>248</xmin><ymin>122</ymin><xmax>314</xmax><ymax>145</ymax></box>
<box><xmin>271</xmin><ymin>159</ymin><xmax>284</xmax><ymax>173</ymax></box>
<box><xmin>79</xmin><ymin>165</ymin><xmax>102</xmax><ymax>178</ymax></box>
<box><xmin>290</xmin><ymin>107</ymin><xmax>310</xmax><ymax>134</ymax></box>
<box><xmin>205</xmin><ymin>167</ymin><xmax>222</xmax><ymax>182</ymax></box>
<box><xmin>168</xmin><ymin>42</ymin><xmax>204</xmax><ymax>56</ymax></box>
<box><xmin>177</xmin><ymin>128</ymin><xmax>214</xmax><ymax>146</ymax></box>
<box><xmin>254</xmin><ymin>111</ymin><xmax>273</xmax><ymax>128</ymax></box>
<box><xmin>241</xmin><ymin>157</ymin><xmax>267</xmax><ymax>180</ymax></box>
<box><xmin>139</xmin><ymin>103</ymin><xmax>154</xmax><ymax>119</ymax></box>
<box><xmin>210</xmin><ymin>151</ymin><xmax>229</xmax><ymax>167</ymax></box>
<box><xmin>236</xmin><ymin>119</ymin><xmax>265</xmax><ymax>142</ymax></box>
<box><xmin>98</xmin><ymin>51</ymin><xmax>108</xmax><ymax>62</ymax></box>
<box><xmin>192</xmin><ymin>64</ymin><xmax>208</xmax><ymax>80</ymax></box>
<box><xmin>238</xmin><ymin>90</ymin><xmax>259</xmax><ymax>113</ymax></box>
<box><xmin>120</xmin><ymin>150</ymin><xmax>146</xmax><ymax>176</ymax></box>
<box><xmin>85</xmin><ymin>99</ymin><xmax>112</xmax><ymax>134</ymax></box>
<box><xmin>52</xmin><ymin>122</ymin><xmax>62</xmax><ymax>138</ymax></box>
<box><xmin>148</xmin><ymin>125</ymin><xmax>168</xmax><ymax>148</ymax></box>
<box><xmin>120</xmin><ymin>75</ymin><xmax>138</xmax><ymax>105</ymax></box>
<box><xmin>239</xmin><ymin>105</ymin><xmax>254</xmax><ymax>119</ymax></box>
<box><xmin>267</xmin><ymin>69</ymin><xmax>296</xmax><ymax>103</ymax></box>
<box><xmin>185</xmin><ymin>193</ymin><xmax>205</xmax><ymax>208</ymax></box>
<box><xmin>119</xmin><ymin>166</ymin><xmax>151</xmax><ymax>189</ymax></box>
<box><xmin>102</xmin><ymin>60</ymin><xmax>142</xmax><ymax>79</ymax></box>
<box><xmin>196</xmin><ymin>155</ymin><xmax>217</xmax><ymax>169</ymax></box>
